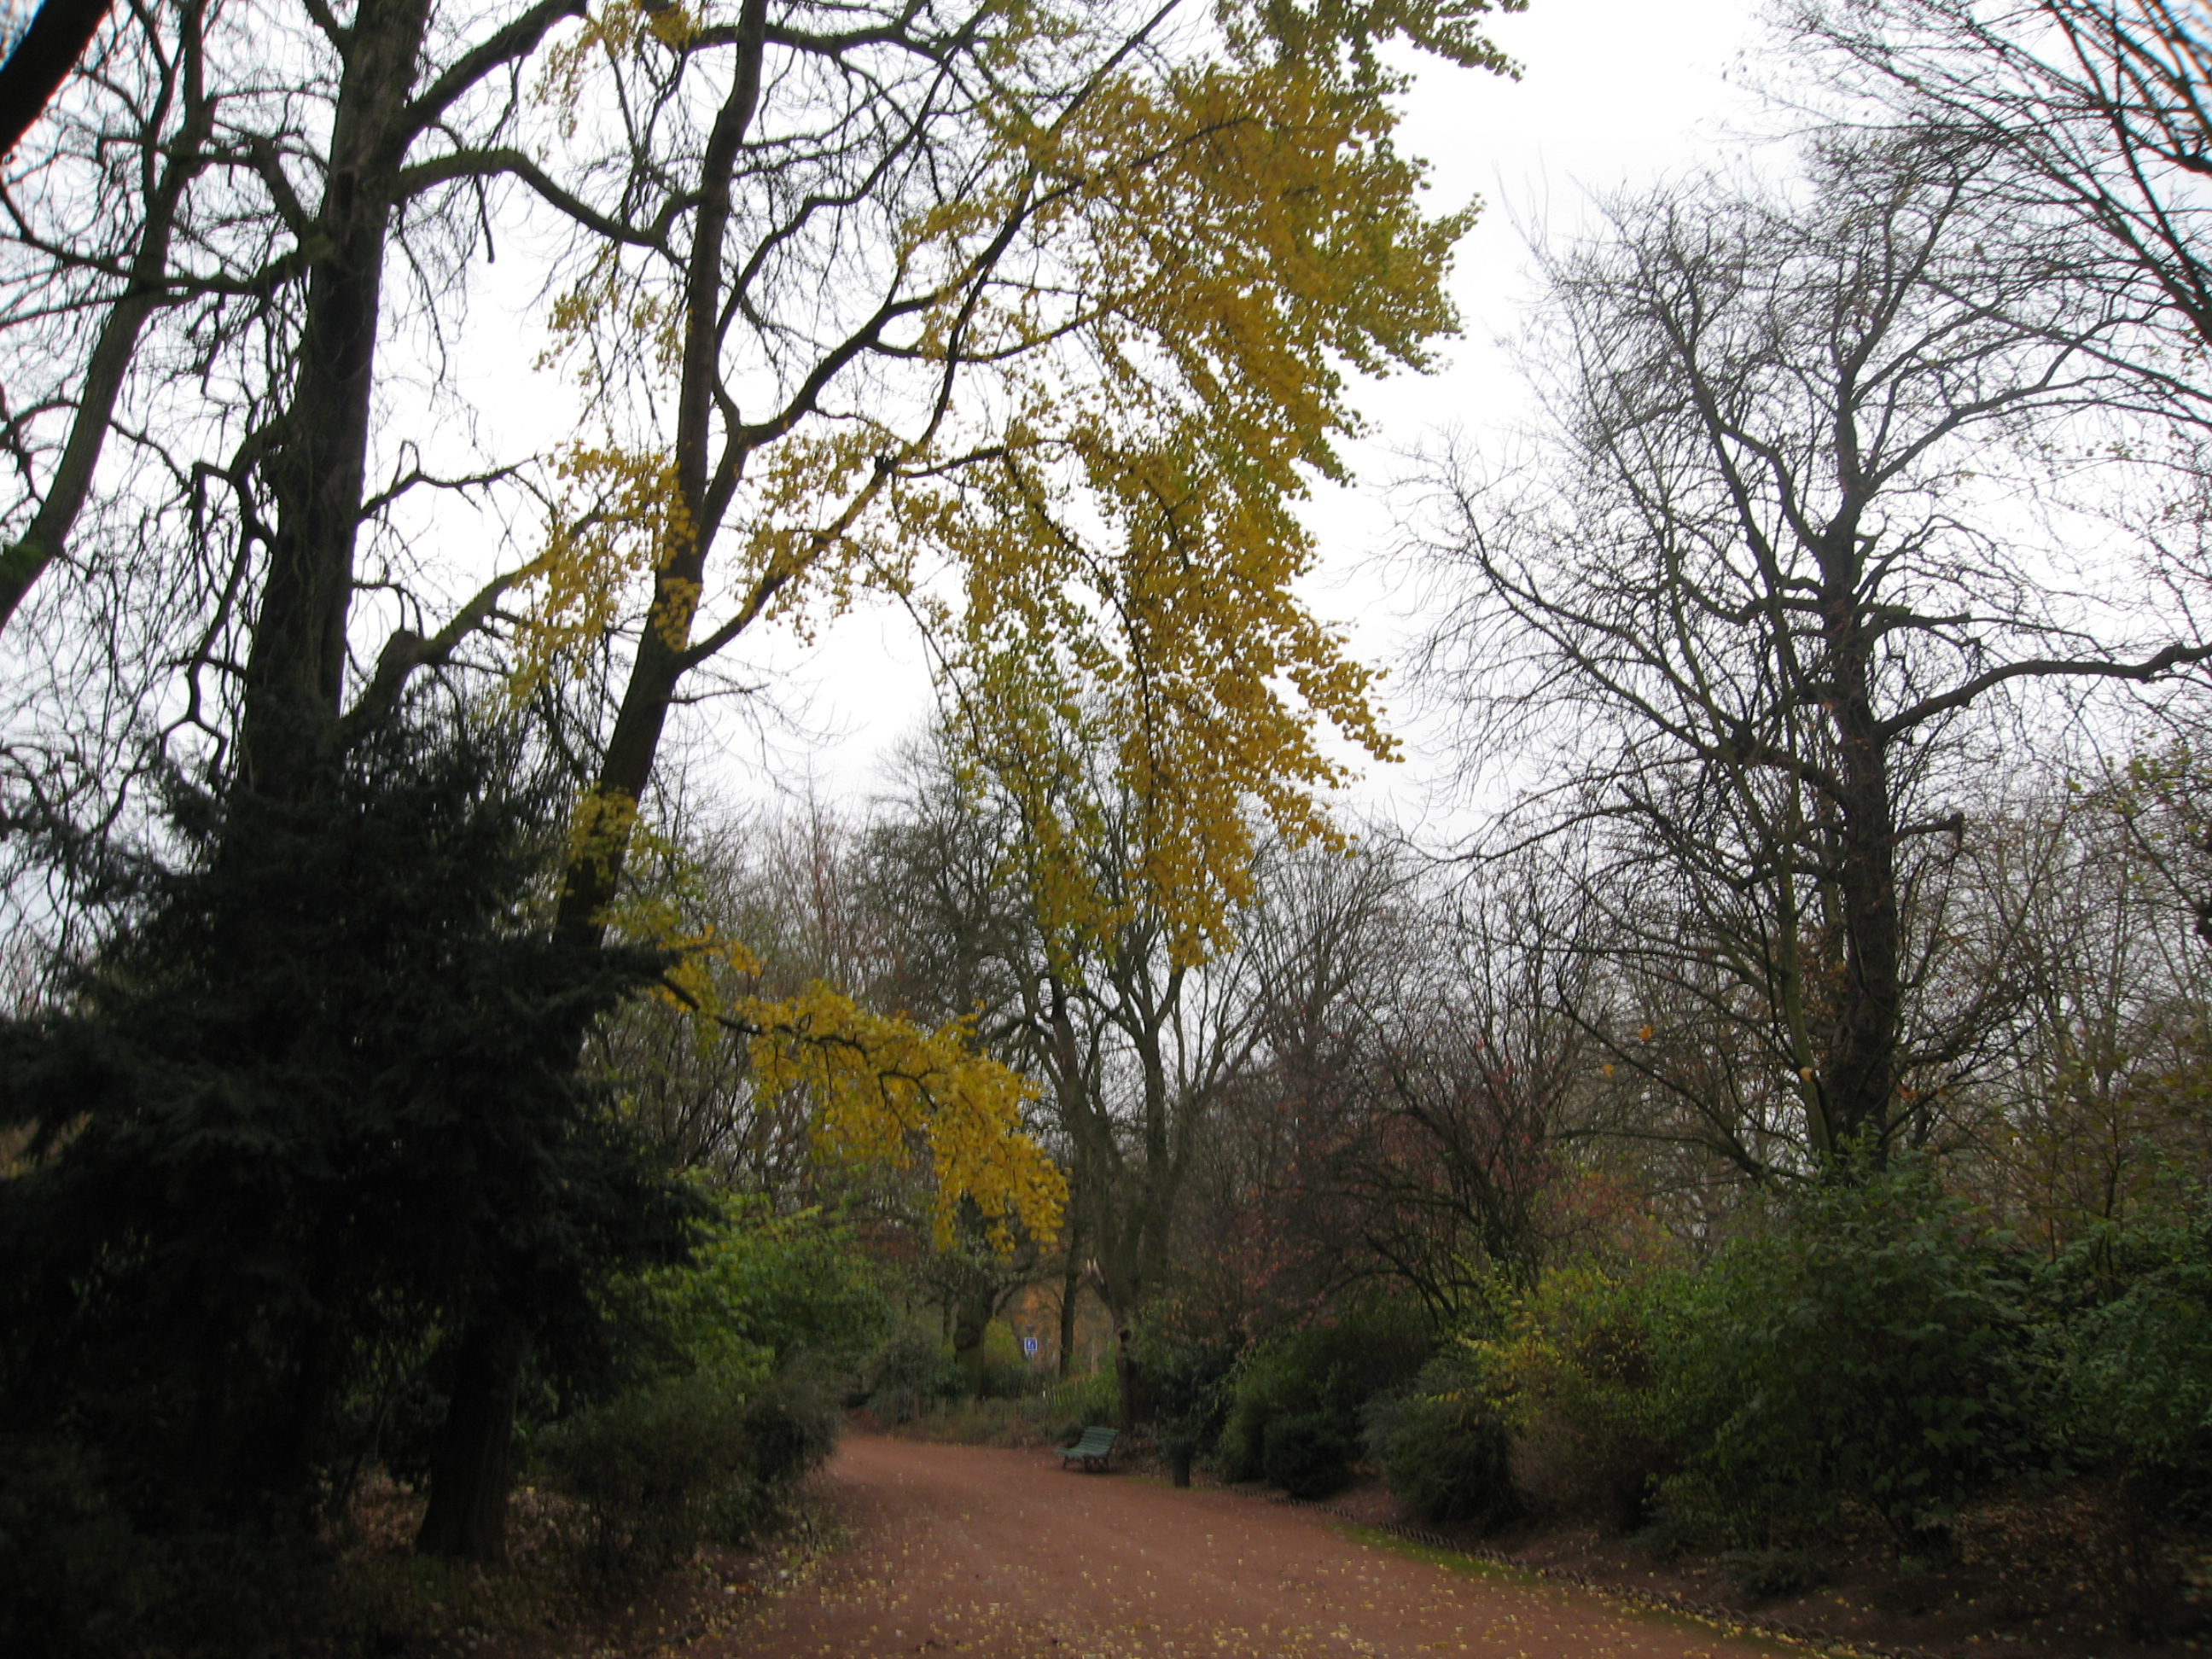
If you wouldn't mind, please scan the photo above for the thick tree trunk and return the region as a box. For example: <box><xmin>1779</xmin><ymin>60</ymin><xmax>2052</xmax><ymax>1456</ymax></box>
<box><xmin>238</xmin><ymin>0</ymin><xmax>430</xmax><ymax>800</ymax></box>
<box><xmin>415</xmin><ymin>0</ymin><xmax>777</xmax><ymax>1565</ymax></box>
<box><xmin>416</xmin><ymin>1309</ymin><xmax>529</xmax><ymax>1562</ymax></box>
<box><xmin>549</xmin><ymin>2</ymin><xmax>767</xmax><ymax>953</ymax></box>
<box><xmin>951</xmin><ymin>1276</ymin><xmax>992</xmax><ymax>1392</ymax></box>
<box><xmin>1819</xmin><ymin>523</ymin><xmax>1903</xmax><ymax>1167</ymax></box>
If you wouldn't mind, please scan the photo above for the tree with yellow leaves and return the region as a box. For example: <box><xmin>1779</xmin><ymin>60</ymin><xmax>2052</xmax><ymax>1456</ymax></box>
<box><xmin>0</xmin><ymin>0</ymin><xmax>1517</xmax><ymax>1560</ymax></box>
<box><xmin>378</xmin><ymin>0</ymin><xmax>1511</xmax><ymax>1556</ymax></box>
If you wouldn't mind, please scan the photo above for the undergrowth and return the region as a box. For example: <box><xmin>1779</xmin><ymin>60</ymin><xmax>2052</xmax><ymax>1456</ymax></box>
<box><xmin>882</xmin><ymin>1371</ymin><xmax>1119</xmax><ymax>1447</ymax></box>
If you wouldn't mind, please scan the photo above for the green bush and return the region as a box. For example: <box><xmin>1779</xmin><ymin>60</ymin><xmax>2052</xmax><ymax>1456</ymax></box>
<box><xmin>2042</xmin><ymin>1200</ymin><xmax>2212</xmax><ymax>1510</ymax></box>
<box><xmin>1057</xmin><ymin>1365</ymin><xmax>1121</xmax><ymax>1428</ymax></box>
<box><xmin>973</xmin><ymin>1320</ymin><xmax>1035</xmax><ymax>1400</ymax></box>
<box><xmin>1662</xmin><ymin>1158</ymin><xmax>2036</xmax><ymax>1551</ymax></box>
<box><xmin>1719</xmin><ymin>1545</ymin><xmax>1828</xmax><ymax>1599</ymax></box>
<box><xmin>1363</xmin><ymin>1353</ymin><xmax>1521</xmax><ymax>1528</ymax></box>
<box><xmin>2032</xmin><ymin>1190</ymin><xmax>2212</xmax><ymax>1636</ymax></box>
<box><xmin>1261</xmin><ymin>1411</ymin><xmax>1357</xmax><ymax>1499</ymax></box>
<box><xmin>0</xmin><ymin>719</ymin><xmax>700</xmax><ymax>1532</ymax></box>
<box><xmin>0</xmin><ymin>1436</ymin><xmax>164</xmax><ymax>1659</ymax></box>
<box><xmin>1220</xmin><ymin>1298</ymin><xmax>1434</xmax><ymax>1483</ymax></box>
<box><xmin>537</xmin><ymin>1362</ymin><xmax>837</xmax><ymax>1587</ymax></box>
<box><xmin>611</xmin><ymin>1194</ymin><xmax>889</xmax><ymax>1387</ymax></box>
<box><xmin>1472</xmin><ymin>1264</ymin><xmax>1680</xmax><ymax>1530</ymax></box>
<box><xmin>862</xmin><ymin>1326</ymin><xmax>965</xmax><ymax>1422</ymax></box>
<box><xmin>1130</xmin><ymin>1290</ymin><xmax>1243</xmax><ymax>1443</ymax></box>
<box><xmin>0</xmin><ymin>1436</ymin><xmax>344</xmax><ymax>1659</ymax></box>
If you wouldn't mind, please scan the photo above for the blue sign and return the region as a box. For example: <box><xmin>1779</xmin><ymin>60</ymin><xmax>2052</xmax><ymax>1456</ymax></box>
<box><xmin>1022</xmin><ymin>1336</ymin><xmax>1039</xmax><ymax>1357</ymax></box>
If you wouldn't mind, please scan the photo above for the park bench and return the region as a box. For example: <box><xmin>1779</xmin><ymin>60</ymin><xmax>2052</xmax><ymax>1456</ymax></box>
<box><xmin>1057</xmin><ymin>1426</ymin><xmax>1119</xmax><ymax>1472</ymax></box>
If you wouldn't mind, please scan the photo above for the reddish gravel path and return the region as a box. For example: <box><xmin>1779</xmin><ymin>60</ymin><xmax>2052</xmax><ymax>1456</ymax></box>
<box><xmin>718</xmin><ymin>1436</ymin><xmax>1786</xmax><ymax>1659</ymax></box>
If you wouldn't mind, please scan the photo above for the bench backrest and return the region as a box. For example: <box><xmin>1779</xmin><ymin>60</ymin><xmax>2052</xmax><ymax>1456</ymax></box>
<box><xmin>1069</xmin><ymin>1427</ymin><xmax>1119</xmax><ymax>1455</ymax></box>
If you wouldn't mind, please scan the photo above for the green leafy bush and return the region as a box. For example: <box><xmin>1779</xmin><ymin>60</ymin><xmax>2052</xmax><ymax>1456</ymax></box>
<box><xmin>1131</xmin><ymin>1289</ymin><xmax>1243</xmax><ymax>1443</ymax></box>
<box><xmin>538</xmin><ymin>1362</ymin><xmax>837</xmax><ymax>1586</ymax></box>
<box><xmin>613</xmin><ymin>1194</ymin><xmax>889</xmax><ymax>1386</ymax></box>
<box><xmin>0</xmin><ymin>719</ymin><xmax>698</xmax><ymax>1530</ymax></box>
<box><xmin>1662</xmin><ymin>1159</ymin><xmax>2036</xmax><ymax>1551</ymax></box>
<box><xmin>1471</xmin><ymin>1265</ymin><xmax>1680</xmax><ymax>1530</ymax></box>
<box><xmin>1261</xmin><ymin>1411</ymin><xmax>1357</xmax><ymax>1499</ymax></box>
<box><xmin>1719</xmin><ymin>1545</ymin><xmax>1828</xmax><ymax>1599</ymax></box>
<box><xmin>0</xmin><ymin>1436</ymin><xmax>163</xmax><ymax>1659</ymax></box>
<box><xmin>862</xmin><ymin>1325</ymin><xmax>965</xmax><ymax>1422</ymax></box>
<box><xmin>2042</xmin><ymin>1201</ymin><xmax>2212</xmax><ymax>1508</ymax></box>
<box><xmin>1057</xmin><ymin>1365</ymin><xmax>1121</xmax><ymax>1429</ymax></box>
<box><xmin>964</xmin><ymin>1319</ymin><xmax>1034</xmax><ymax>1400</ymax></box>
<box><xmin>1220</xmin><ymin>1298</ymin><xmax>1434</xmax><ymax>1483</ymax></box>
<box><xmin>1363</xmin><ymin>1353</ymin><xmax>1521</xmax><ymax>1528</ymax></box>
<box><xmin>0</xmin><ymin>1435</ymin><xmax>350</xmax><ymax>1659</ymax></box>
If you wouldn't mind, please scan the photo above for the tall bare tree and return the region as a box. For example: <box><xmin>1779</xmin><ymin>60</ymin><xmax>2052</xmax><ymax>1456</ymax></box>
<box><xmin>1419</xmin><ymin>138</ymin><xmax>2212</xmax><ymax>1173</ymax></box>
<box><xmin>864</xmin><ymin>730</ymin><xmax>1271</xmax><ymax>1415</ymax></box>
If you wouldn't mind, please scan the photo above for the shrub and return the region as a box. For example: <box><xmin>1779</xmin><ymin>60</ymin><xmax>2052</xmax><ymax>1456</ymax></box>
<box><xmin>615</xmin><ymin>1195</ymin><xmax>890</xmax><ymax>1385</ymax></box>
<box><xmin>1662</xmin><ymin>1157</ymin><xmax>2036</xmax><ymax>1551</ymax></box>
<box><xmin>973</xmin><ymin>1320</ymin><xmax>1034</xmax><ymax>1400</ymax></box>
<box><xmin>1473</xmin><ymin>1265</ymin><xmax>1679</xmax><ymax>1530</ymax></box>
<box><xmin>1130</xmin><ymin>1289</ymin><xmax>1244</xmax><ymax>1444</ymax></box>
<box><xmin>862</xmin><ymin>1326</ymin><xmax>964</xmax><ymax>1423</ymax></box>
<box><xmin>2042</xmin><ymin>1200</ymin><xmax>2212</xmax><ymax>1511</ymax></box>
<box><xmin>1220</xmin><ymin>1298</ymin><xmax>1434</xmax><ymax>1483</ymax></box>
<box><xmin>1363</xmin><ymin>1353</ymin><xmax>1520</xmax><ymax>1528</ymax></box>
<box><xmin>1060</xmin><ymin>1365</ymin><xmax>1121</xmax><ymax>1427</ymax></box>
<box><xmin>1719</xmin><ymin>1545</ymin><xmax>1828</xmax><ymax>1599</ymax></box>
<box><xmin>0</xmin><ymin>1436</ymin><xmax>164</xmax><ymax>1659</ymax></box>
<box><xmin>538</xmin><ymin>1362</ymin><xmax>837</xmax><ymax>1587</ymax></box>
<box><xmin>2034</xmin><ymin>1195</ymin><xmax>2212</xmax><ymax>1638</ymax></box>
<box><xmin>0</xmin><ymin>1436</ymin><xmax>343</xmax><ymax>1659</ymax></box>
<box><xmin>0</xmin><ymin>721</ymin><xmax>699</xmax><ymax>1531</ymax></box>
<box><xmin>1261</xmin><ymin>1412</ymin><xmax>1357</xmax><ymax>1500</ymax></box>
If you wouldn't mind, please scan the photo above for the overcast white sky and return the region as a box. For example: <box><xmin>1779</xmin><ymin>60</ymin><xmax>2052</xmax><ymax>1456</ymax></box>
<box><xmin>528</xmin><ymin>0</ymin><xmax>1790</xmax><ymax>823</ymax></box>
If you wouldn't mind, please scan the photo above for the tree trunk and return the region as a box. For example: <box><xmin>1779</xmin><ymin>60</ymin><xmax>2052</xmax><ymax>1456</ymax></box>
<box><xmin>1056</xmin><ymin>1234</ymin><xmax>1080</xmax><ymax>1377</ymax></box>
<box><xmin>416</xmin><ymin>1309</ymin><xmax>529</xmax><ymax>1562</ymax></box>
<box><xmin>1819</xmin><ymin>521</ymin><xmax>1903</xmax><ymax>1167</ymax></box>
<box><xmin>1113</xmin><ymin>1321</ymin><xmax>1139</xmax><ymax>1433</ymax></box>
<box><xmin>950</xmin><ymin>1266</ymin><xmax>993</xmax><ymax>1393</ymax></box>
<box><xmin>238</xmin><ymin>0</ymin><xmax>430</xmax><ymax>800</ymax></box>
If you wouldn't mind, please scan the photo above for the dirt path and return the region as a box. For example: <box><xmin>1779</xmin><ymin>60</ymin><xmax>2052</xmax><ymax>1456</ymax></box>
<box><xmin>713</xmin><ymin>1436</ymin><xmax>1786</xmax><ymax>1658</ymax></box>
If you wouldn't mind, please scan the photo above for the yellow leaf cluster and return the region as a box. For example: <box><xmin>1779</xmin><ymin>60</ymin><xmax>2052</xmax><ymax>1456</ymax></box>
<box><xmin>527</xmin><ymin>0</ymin><xmax>1498</xmax><ymax>1018</ymax></box>
<box><xmin>536</xmin><ymin>0</ymin><xmax>702</xmax><ymax>138</ymax></box>
<box><xmin>896</xmin><ymin>40</ymin><xmax>1462</xmax><ymax>957</ymax></box>
<box><xmin>590</xmin><ymin>806</ymin><xmax>1064</xmax><ymax>1251</ymax></box>
<box><xmin>513</xmin><ymin>443</ymin><xmax>694</xmax><ymax>696</ymax></box>
<box><xmin>742</xmin><ymin>982</ymin><xmax>1064</xmax><ymax>1249</ymax></box>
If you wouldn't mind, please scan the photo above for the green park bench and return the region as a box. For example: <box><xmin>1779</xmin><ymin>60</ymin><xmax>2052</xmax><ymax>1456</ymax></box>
<box><xmin>1057</xmin><ymin>1426</ymin><xmax>1119</xmax><ymax>1472</ymax></box>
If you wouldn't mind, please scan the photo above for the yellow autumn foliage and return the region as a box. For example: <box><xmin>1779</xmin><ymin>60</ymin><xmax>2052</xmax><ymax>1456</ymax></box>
<box><xmin>515</xmin><ymin>2</ymin><xmax>1498</xmax><ymax>961</ymax></box>
<box><xmin>593</xmin><ymin>805</ymin><xmax>1063</xmax><ymax>1251</ymax></box>
<box><xmin>514</xmin><ymin>2</ymin><xmax>1512</xmax><ymax>1227</ymax></box>
<box><xmin>742</xmin><ymin>982</ymin><xmax>1063</xmax><ymax>1251</ymax></box>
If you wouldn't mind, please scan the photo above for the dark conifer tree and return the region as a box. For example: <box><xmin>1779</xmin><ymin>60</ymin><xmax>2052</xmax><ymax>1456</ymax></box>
<box><xmin>0</xmin><ymin>710</ymin><xmax>701</xmax><ymax>1540</ymax></box>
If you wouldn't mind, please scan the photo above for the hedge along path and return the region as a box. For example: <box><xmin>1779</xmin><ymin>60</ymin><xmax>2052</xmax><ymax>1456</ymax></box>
<box><xmin>711</xmin><ymin>1435</ymin><xmax>1805</xmax><ymax>1659</ymax></box>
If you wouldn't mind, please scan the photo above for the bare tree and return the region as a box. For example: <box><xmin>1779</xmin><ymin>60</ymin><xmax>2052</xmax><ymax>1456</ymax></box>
<box><xmin>864</xmin><ymin>728</ymin><xmax>1274</xmax><ymax>1412</ymax></box>
<box><xmin>1953</xmin><ymin>762</ymin><xmax>2212</xmax><ymax>1247</ymax></box>
<box><xmin>1799</xmin><ymin>0</ymin><xmax>2212</xmax><ymax>356</ymax></box>
<box><xmin>1418</xmin><ymin>137</ymin><xmax>2212</xmax><ymax>1173</ymax></box>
